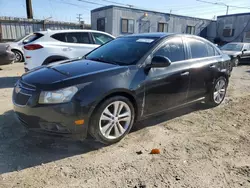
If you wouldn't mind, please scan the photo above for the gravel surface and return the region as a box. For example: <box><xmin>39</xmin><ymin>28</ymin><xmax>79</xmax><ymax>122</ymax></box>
<box><xmin>0</xmin><ymin>63</ymin><xmax>250</xmax><ymax>188</ymax></box>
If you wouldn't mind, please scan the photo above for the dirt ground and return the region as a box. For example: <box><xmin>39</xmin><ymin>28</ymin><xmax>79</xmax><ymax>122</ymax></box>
<box><xmin>0</xmin><ymin>63</ymin><xmax>250</xmax><ymax>188</ymax></box>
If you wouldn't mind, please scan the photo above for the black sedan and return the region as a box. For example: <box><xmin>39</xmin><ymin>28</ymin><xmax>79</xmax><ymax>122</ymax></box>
<box><xmin>221</xmin><ymin>42</ymin><xmax>250</xmax><ymax>66</ymax></box>
<box><xmin>0</xmin><ymin>43</ymin><xmax>15</xmax><ymax>65</ymax></box>
<box><xmin>13</xmin><ymin>33</ymin><xmax>232</xmax><ymax>144</ymax></box>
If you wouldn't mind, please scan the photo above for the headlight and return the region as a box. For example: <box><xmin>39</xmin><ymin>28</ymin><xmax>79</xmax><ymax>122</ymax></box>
<box><xmin>39</xmin><ymin>86</ymin><xmax>78</xmax><ymax>104</ymax></box>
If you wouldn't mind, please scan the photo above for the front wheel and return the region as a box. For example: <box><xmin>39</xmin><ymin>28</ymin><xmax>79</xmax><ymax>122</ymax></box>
<box><xmin>205</xmin><ymin>76</ymin><xmax>228</xmax><ymax>107</ymax></box>
<box><xmin>89</xmin><ymin>96</ymin><xmax>135</xmax><ymax>145</ymax></box>
<box><xmin>234</xmin><ymin>57</ymin><xmax>240</xmax><ymax>67</ymax></box>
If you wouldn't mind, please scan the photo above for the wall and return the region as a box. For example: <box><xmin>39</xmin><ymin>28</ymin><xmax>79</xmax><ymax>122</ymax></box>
<box><xmin>217</xmin><ymin>14</ymin><xmax>250</xmax><ymax>43</ymax></box>
<box><xmin>0</xmin><ymin>17</ymin><xmax>82</xmax><ymax>41</ymax></box>
<box><xmin>91</xmin><ymin>6</ymin><xmax>216</xmax><ymax>41</ymax></box>
<box><xmin>91</xmin><ymin>7</ymin><xmax>113</xmax><ymax>35</ymax></box>
<box><xmin>112</xmin><ymin>7</ymin><xmax>170</xmax><ymax>36</ymax></box>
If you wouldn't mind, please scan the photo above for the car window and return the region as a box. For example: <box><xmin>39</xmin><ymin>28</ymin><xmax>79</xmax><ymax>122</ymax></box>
<box><xmin>51</xmin><ymin>32</ymin><xmax>90</xmax><ymax>44</ymax></box>
<box><xmin>92</xmin><ymin>33</ymin><xmax>113</xmax><ymax>45</ymax></box>
<box><xmin>221</xmin><ymin>43</ymin><xmax>243</xmax><ymax>51</ymax></box>
<box><xmin>206</xmin><ymin>43</ymin><xmax>215</xmax><ymax>56</ymax></box>
<box><xmin>23</xmin><ymin>33</ymin><xmax>44</xmax><ymax>44</ymax></box>
<box><xmin>187</xmin><ymin>38</ymin><xmax>208</xmax><ymax>58</ymax></box>
<box><xmin>154</xmin><ymin>37</ymin><xmax>185</xmax><ymax>62</ymax></box>
<box><xmin>244</xmin><ymin>44</ymin><xmax>250</xmax><ymax>50</ymax></box>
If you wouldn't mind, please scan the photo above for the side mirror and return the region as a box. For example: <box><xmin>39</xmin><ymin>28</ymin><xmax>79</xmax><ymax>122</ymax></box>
<box><xmin>243</xmin><ymin>49</ymin><xmax>247</xmax><ymax>52</ymax></box>
<box><xmin>151</xmin><ymin>56</ymin><xmax>171</xmax><ymax>68</ymax></box>
<box><xmin>23</xmin><ymin>39</ymin><xmax>29</xmax><ymax>45</ymax></box>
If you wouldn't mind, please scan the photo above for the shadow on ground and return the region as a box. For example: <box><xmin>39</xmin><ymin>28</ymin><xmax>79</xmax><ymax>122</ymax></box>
<box><xmin>0</xmin><ymin>103</ymin><xmax>208</xmax><ymax>174</ymax></box>
<box><xmin>0</xmin><ymin>76</ymin><xmax>19</xmax><ymax>89</ymax></box>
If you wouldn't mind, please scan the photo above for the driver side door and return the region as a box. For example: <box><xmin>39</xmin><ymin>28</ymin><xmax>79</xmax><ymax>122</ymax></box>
<box><xmin>143</xmin><ymin>37</ymin><xmax>191</xmax><ymax>116</ymax></box>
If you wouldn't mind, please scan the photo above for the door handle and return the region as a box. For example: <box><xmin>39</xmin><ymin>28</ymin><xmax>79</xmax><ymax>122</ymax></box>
<box><xmin>180</xmin><ymin>71</ymin><xmax>190</xmax><ymax>76</ymax></box>
<box><xmin>62</xmin><ymin>47</ymin><xmax>72</xmax><ymax>51</ymax></box>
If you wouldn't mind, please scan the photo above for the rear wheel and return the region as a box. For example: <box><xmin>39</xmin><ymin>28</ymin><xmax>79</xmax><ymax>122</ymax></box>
<box><xmin>205</xmin><ymin>76</ymin><xmax>228</xmax><ymax>107</ymax></box>
<box><xmin>89</xmin><ymin>96</ymin><xmax>135</xmax><ymax>145</ymax></box>
<box><xmin>12</xmin><ymin>50</ymin><xmax>23</xmax><ymax>62</ymax></box>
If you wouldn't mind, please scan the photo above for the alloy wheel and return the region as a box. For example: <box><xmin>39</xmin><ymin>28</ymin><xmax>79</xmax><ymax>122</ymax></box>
<box><xmin>99</xmin><ymin>101</ymin><xmax>132</xmax><ymax>140</ymax></box>
<box><xmin>14</xmin><ymin>51</ymin><xmax>22</xmax><ymax>62</ymax></box>
<box><xmin>213</xmin><ymin>79</ymin><xmax>226</xmax><ymax>104</ymax></box>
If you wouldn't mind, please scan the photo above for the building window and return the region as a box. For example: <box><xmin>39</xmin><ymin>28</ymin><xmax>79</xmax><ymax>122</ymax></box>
<box><xmin>223</xmin><ymin>28</ymin><xmax>234</xmax><ymax>37</ymax></box>
<box><xmin>97</xmin><ymin>18</ymin><xmax>105</xmax><ymax>32</ymax></box>
<box><xmin>158</xmin><ymin>23</ymin><xmax>168</xmax><ymax>32</ymax></box>
<box><xmin>244</xmin><ymin>31</ymin><xmax>250</xmax><ymax>39</ymax></box>
<box><xmin>121</xmin><ymin>19</ymin><xmax>134</xmax><ymax>33</ymax></box>
<box><xmin>186</xmin><ymin>26</ymin><xmax>195</xmax><ymax>34</ymax></box>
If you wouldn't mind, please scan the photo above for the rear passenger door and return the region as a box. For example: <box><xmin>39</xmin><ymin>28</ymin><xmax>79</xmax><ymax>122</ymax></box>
<box><xmin>51</xmin><ymin>32</ymin><xmax>99</xmax><ymax>58</ymax></box>
<box><xmin>185</xmin><ymin>37</ymin><xmax>220</xmax><ymax>101</ymax></box>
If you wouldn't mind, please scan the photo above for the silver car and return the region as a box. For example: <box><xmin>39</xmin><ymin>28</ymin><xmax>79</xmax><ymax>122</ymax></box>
<box><xmin>0</xmin><ymin>44</ymin><xmax>15</xmax><ymax>65</ymax></box>
<box><xmin>221</xmin><ymin>42</ymin><xmax>250</xmax><ymax>66</ymax></box>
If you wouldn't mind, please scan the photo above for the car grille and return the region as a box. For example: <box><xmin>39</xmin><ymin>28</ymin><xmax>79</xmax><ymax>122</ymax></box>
<box><xmin>13</xmin><ymin>80</ymin><xmax>36</xmax><ymax>106</ymax></box>
<box><xmin>19</xmin><ymin>80</ymin><xmax>36</xmax><ymax>91</ymax></box>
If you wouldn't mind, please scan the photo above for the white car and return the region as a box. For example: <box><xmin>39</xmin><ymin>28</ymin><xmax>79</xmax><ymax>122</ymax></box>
<box><xmin>23</xmin><ymin>30</ymin><xmax>115</xmax><ymax>71</ymax></box>
<box><xmin>7</xmin><ymin>34</ymin><xmax>32</xmax><ymax>62</ymax></box>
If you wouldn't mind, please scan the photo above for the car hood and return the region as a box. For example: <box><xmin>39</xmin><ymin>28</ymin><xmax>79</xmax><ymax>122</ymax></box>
<box><xmin>222</xmin><ymin>50</ymin><xmax>241</xmax><ymax>57</ymax></box>
<box><xmin>21</xmin><ymin>59</ymin><xmax>126</xmax><ymax>90</ymax></box>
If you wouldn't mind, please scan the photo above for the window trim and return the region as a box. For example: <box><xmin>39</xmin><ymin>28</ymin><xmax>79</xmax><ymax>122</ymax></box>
<box><xmin>121</xmin><ymin>18</ymin><xmax>135</xmax><ymax>34</ymax></box>
<box><xmin>157</xmin><ymin>22</ymin><xmax>168</xmax><ymax>32</ymax></box>
<box><xmin>186</xmin><ymin>25</ymin><xmax>195</xmax><ymax>35</ymax></box>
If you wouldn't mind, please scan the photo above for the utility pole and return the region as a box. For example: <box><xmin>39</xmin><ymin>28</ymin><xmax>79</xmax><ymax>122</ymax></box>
<box><xmin>226</xmin><ymin>5</ymin><xmax>229</xmax><ymax>15</ymax></box>
<box><xmin>26</xmin><ymin>0</ymin><xmax>33</xmax><ymax>19</ymax></box>
<box><xmin>76</xmin><ymin>14</ymin><xmax>83</xmax><ymax>23</ymax></box>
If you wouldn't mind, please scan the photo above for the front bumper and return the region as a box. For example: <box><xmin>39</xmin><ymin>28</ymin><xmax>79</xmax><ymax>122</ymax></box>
<box><xmin>12</xmin><ymin>82</ymin><xmax>90</xmax><ymax>140</ymax></box>
<box><xmin>0</xmin><ymin>51</ymin><xmax>15</xmax><ymax>65</ymax></box>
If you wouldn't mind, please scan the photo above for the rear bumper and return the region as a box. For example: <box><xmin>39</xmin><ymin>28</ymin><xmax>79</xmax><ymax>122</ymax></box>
<box><xmin>0</xmin><ymin>51</ymin><xmax>15</xmax><ymax>65</ymax></box>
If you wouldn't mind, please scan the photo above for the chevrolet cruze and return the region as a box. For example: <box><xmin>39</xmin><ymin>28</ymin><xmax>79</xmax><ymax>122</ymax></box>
<box><xmin>13</xmin><ymin>33</ymin><xmax>232</xmax><ymax>144</ymax></box>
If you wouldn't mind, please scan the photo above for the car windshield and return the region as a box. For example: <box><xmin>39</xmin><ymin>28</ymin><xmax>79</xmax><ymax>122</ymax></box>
<box><xmin>85</xmin><ymin>37</ymin><xmax>158</xmax><ymax>65</ymax></box>
<box><xmin>221</xmin><ymin>43</ymin><xmax>243</xmax><ymax>51</ymax></box>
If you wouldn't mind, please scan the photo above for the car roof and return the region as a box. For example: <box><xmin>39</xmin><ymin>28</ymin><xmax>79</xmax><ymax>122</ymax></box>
<box><xmin>227</xmin><ymin>42</ymin><xmax>249</xmax><ymax>44</ymax></box>
<box><xmin>120</xmin><ymin>32</ymin><xmax>174</xmax><ymax>38</ymax></box>
<box><xmin>35</xmin><ymin>29</ymin><xmax>115</xmax><ymax>37</ymax></box>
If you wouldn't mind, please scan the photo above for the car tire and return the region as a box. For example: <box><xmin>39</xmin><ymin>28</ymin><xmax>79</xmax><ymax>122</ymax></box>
<box><xmin>234</xmin><ymin>57</ymin><xmax>240</xmax><ymax>67</ymax></box>
<box><xmin>205</xmin><ymin>76</ymin><xmax>228</xmax><ymax>107</ymax></box>
<box><xmin>12</xmin><ymin>50</ymin><xmax>23</xmax><ymax>62</ymax></box>
<box><xmin>89</xmin><ymin>96</ymin><xmax>135</xmax><ymax>145</ymax></box>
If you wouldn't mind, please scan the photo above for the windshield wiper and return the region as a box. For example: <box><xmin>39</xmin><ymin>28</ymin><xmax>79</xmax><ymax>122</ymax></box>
<box><xmin>87</xmin><ymin>57</ymin><xmax>119</xmax><ymax>65</ymax></box>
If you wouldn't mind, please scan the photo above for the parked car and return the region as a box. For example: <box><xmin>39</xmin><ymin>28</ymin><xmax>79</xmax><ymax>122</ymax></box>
<box><xmin>7</xmin><ymin>34</ymin><xmax>32</xmax><ymax>62</ymax></box>
<box><xmin>13</xmin><ymin>33</ymin><xmax>232</xmax><ymax>144</ymax></box>
<box><xmin>23</xmin><ymin>30</ymin><xmax>115</xmax><ymax>72</ymax></box>
<box><xmin>0</xmin><ymin>43</ymin><xmax>15</xmax><ymax>65</ymax></box>
<box><xmin>221</xmin><ymin>42</ymin><xmax>250</xmax><ymax>66</ymax></box>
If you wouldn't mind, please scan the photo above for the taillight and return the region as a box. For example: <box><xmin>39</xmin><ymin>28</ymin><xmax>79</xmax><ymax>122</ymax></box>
<box><xmin>24</xmin><ymin>44</ymin><xmax>43</xmax><ymax>50</ymax></box>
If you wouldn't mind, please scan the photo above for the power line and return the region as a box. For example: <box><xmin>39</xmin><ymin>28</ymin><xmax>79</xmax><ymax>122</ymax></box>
<box><xmin>76</xmin><ymin>0</ymin><xmax>106</xmax><ymax>6</ymax></box>
<box><xmin>98</xmin><ymin>0</ymin><xmax>134</xmax><ymax>7</ymax></box>
<box><xmin>196</xmin><ymin>0</ymin><xmax>250</xmax><ymax>15</ymax></box>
